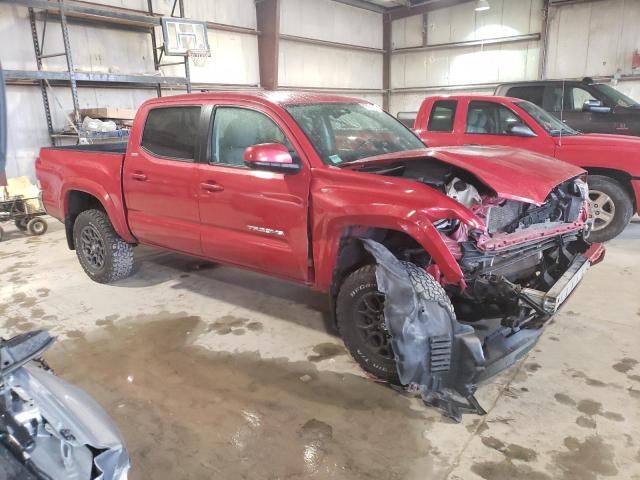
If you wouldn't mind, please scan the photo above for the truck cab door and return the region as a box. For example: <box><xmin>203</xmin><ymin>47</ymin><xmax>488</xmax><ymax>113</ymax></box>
<box><xmin>414</xmin><ymin>99</ymin><xmax>459</xmax><ymax>147</ymax></box>
<box><xmin>196</xmin><ymin>105</ymin><xmax>312</xmax><ymax>282</ymax></box>
<box><xmin>461</xmin><ymin>100</ymin><xmax>554</xmax><ymax>156</ymax></box>
<box><xmin>122</xmin><ymin>105</ymin><xmax>203</xmax><ymax>255</ymax></box>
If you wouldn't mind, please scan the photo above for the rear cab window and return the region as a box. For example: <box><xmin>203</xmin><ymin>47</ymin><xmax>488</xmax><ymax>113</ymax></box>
<box><xmin>141</xmin><ymin>106</ymin><xmax>201</xmax><ymax>160</ymax></box>
<box><xmin>506</xmin><ymin>86</ymin><xmax>544</xmax><ymax>106</ymax></box>
<box><xmin>427</xmin><ymin>100</ymin><xmax>457</xmax><ymax>132</ymax></box>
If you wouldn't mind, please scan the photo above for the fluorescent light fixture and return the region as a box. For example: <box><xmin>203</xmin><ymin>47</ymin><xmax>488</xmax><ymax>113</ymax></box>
<box><xmin>475</xmin><ymin>0</ymin><xmax>490</xmax><ymax>11</ymax></box>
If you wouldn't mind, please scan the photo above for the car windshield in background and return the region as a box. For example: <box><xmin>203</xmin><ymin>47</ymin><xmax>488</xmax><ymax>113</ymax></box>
<box><xmin>285</xmin><ymin>102</ymin><xmax>425</xmax><ymax>165</ymax></box>
<box><xmin>593</xmin><ymin>84</ymin><xmax>640</xmax><ymax>108</ymax></box>
<box><xmin>516</xmin><ymin>100</ymin><xmax>579</xmax><ymax>136</ymax></box>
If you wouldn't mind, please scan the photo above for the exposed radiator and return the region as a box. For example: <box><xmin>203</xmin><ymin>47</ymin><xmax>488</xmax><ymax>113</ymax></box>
<box><xmin>486</xmin><ymin>201</ymin><xmax>522</xmax><ymax>234</ymax></box>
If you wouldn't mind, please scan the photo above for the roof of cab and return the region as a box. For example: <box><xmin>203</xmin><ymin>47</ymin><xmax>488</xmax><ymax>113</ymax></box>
<box><xmin>422</xmin><ymin>94</ymin><xmax>524</xmax><ymax>103</ymax></box>
<box><xmin>142</xmin><ymin>90</ymin><xmax>369</xmax><ymax>108</ymax></box>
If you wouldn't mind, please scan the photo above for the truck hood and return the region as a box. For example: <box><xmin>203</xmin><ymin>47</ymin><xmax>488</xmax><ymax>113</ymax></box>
<box><xmin>556</xmin><ymin>132</ymin><xmax>640</xmax><ymax>148</ymax></box>
<box><xmin>342</xmin><ymin>146</ymin><xmax>584</xmax><ymax>205</ymax></box>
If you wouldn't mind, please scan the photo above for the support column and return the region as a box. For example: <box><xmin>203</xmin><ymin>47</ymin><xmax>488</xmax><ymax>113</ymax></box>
<box><xmin>256</xmin><ymin>0</ymin><xmax>280</xmax><ymax>90</ymax></box>
<box><xmin>382</xmin><ymin>13</ymin><xmax>391</xmax><ymax>111</ymax></box>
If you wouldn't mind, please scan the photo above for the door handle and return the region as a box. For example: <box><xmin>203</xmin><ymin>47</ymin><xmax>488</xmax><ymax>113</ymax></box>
<box><xmin>464</xmin><ymin>143</ymin><xmax>479</xmax><ymax>146</ymax></box>
<box><xmin>200</xmin><ymin>181</ymin><xmax>224</xmax><ymax>193</ymax></box>
<box><xmin>131</xmin><ymin>172</ymin><xmax>147</xmax><ymax>181</ymax></box>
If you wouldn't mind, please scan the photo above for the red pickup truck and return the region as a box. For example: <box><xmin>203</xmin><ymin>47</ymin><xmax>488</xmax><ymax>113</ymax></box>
<box><xmin>37</xmin><ymin>92</ymin><xmax>603</xmax><ymax>413</ymax></box>
<box><xmin>413</xmin><ymin>95</ymin><xmax>640</xmax><ymax>242</ymax></box>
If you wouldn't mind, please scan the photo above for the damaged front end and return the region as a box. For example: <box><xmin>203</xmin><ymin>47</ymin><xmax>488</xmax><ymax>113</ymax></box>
<box><xmin>361</xmin><ymin>171</ymin><xmax>604</xmax><ymax>421</ymax></box>
<box><xmin>0</xmin><ymin>331</ymin><xmax>130</xmax><ymax>479</ymax></box>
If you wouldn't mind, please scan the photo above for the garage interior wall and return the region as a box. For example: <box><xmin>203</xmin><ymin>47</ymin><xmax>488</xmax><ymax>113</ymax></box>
<box><xmin>389</xmin><ymin>0</ymin><xmax>640</xmax><ymax>115</ymax></box>
<box><xmin>278</xmin><ymin>0</ymin><xmax>383</xmax><ymax>106</ymax></box>
<box><xmin>4</xmin><ymin>0</ymin><xmax>640</xmax><ymax>180</ymax></box>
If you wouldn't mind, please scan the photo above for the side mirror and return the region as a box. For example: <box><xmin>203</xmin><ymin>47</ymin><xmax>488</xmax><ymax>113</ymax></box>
<box><xmin>508</xmin><ymin>124</ymin><xmax>537</xmax><ymax>137</ymax></box>
<box><xmin>244</xmin><ymin>143</ymin><xmax>300</xmax><ymax>174</ymax></box>
<box><xmin>582</xmin><ymin>99</ymin><xmax>612</xmax><ymax>114</ymax></box>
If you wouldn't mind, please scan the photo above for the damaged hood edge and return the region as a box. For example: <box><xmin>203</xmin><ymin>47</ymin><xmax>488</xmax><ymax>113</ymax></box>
<box><xmin>343</xmin><ymin>146</ymin><xmax>586</xmax><ymax>206</ymax></box>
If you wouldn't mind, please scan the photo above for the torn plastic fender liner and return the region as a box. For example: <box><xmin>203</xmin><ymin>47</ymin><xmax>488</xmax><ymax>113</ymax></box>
<box><xmin>362</xmin><ymin>239</ymin><xmax>486</xmax><ymax>421</ymax></box>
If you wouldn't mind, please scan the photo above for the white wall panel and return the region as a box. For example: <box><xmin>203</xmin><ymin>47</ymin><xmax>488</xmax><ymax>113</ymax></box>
<box><xmin>392</xmin><ymin>42</ymin><xmax>539</xmax><ymax>89</ymax></box>
<box><xmin>546</xmin><ymin>0</ymin><xmax>640</xmax><ymax>79</ymax></box>
<box><xmin>163</xmin><ymin>30</ymin><xmax>259</xmax><ymax>85</ymax></box>
<box><xmin>4</xmin><ymin>86</ymin><xmax>155</xmax><ymax>180</ymax></box>
<box><xmin>278</xmin><ymin>40</ymin><xmax>383</xmax><ymax>90</ymax></box>
<box><xmin>425</xmin><ymin>0</ymin><xmax>542</xmax><ymax>45</ymax></box>
<box><xmin>392</xmin><ymin>15</ymin><xmax>423</xmax><ymax>49</ymax></box>
<box><xmin>280</xmin><ymin>0</ymin><xmax>382</xmax><ymax>49</ymax></box>
<box><xmin>0</xmin><ymin>0</ymin><xmax>259</xmax><ymax>181</ymax></box>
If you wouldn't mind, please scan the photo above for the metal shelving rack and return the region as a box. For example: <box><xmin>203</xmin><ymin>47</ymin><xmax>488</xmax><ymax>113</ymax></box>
<box><xmin>0</xmin><ymin>0</ymin><xmax>192</xmax><ymax>144</ymax></box>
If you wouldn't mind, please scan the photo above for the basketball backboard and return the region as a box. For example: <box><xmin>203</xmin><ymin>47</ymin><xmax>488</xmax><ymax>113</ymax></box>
<box><xmin>161</xmin><ymin>18</ymin><xmax>210</xmax><ymax>56</ymax></box>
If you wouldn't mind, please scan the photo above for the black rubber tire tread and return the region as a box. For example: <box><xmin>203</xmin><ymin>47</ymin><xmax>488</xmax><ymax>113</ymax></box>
<box><xmin>27</xmin><ymin>218</ymin><xmax>47</xmax><ymax>236</ymax></box>
<box><xmin>402</xmin><ymin>261</ymin><xmax>456</xmax><ymax>319</ymax></box>
<box><xmin>336</xmin><ymin>262</ymin><xmax>454</xmax><ymax>385</ymax></box>
<box><xmin>73</xmin><ymin>209</ymin><xmax>134</xmax><ymax>284</ymax></box>
<box><xmin>15</xmin><ymin>218</ymin><xmax>28</xmax><ymax>231</ymax></box>
<box><xmin>587</xmin><ymin>175</ymin><xmax>633</xmax><ymax>243</ymax></box>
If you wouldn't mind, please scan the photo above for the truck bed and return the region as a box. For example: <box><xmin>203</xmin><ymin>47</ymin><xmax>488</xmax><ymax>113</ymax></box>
<box><xmin>36</xmin><ymin>143</ymin><xmax>132</xmax><ymax>242</ymax></box>
<box><xmin>42</xmin><ymin>142</ymin><xmax>127</xmax><ymax>154</ymax></box>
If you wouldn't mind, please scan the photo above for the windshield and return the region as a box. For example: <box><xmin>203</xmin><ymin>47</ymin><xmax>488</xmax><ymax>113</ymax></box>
<box><xmin>592</xmin><ymin>84</ymin><xmax>640</xmax><ymax>108</ymax></box>
<box><xmin>516</xmin><ymin>100</ymin><xmax>579</xmax><ymax>136</ymax></box>
<box><xmin>285</xmin><ymin>102</ymin><xmax>425</xmax><ymax>165</ymax></box>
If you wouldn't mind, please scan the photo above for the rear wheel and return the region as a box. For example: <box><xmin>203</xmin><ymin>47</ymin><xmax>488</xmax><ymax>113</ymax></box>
<box><xmin>73</xmin><ymin>209</ymin><xmax>134</xmax><ymax>283</ymax></box>
<box><xmin>587</xmin><ymin>175</ymin><xmax>633</xmax><ymax>242</ymax></box>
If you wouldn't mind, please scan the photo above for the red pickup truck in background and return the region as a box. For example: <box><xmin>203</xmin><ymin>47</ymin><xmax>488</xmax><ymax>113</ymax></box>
<box><xmin>36</xmin><ymin>92</ymin><xmax>603</xmax><ymax>415</ymax></box>
<box><xmin>413</xmin><ymin>95</ymin><xmax>640</xmax><ymax>242</ymax></box>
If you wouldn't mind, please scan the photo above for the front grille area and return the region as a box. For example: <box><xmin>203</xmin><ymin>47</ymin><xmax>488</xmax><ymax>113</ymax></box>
<box><xmin>486</xmin><ymin>201</ymin><xmax>522</xmax><ymax>234</ymax></box>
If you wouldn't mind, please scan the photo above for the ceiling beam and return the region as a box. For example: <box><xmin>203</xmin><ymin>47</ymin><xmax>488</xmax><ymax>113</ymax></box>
<box><xmin>330</xmin><ymin>0</ymin><xmax>386</xmax><ymax>13</ymax></box>
<box><xmin>387</xmin><ymin>0</ymin><xmax>474</xmax><ymax>20</ymax></box>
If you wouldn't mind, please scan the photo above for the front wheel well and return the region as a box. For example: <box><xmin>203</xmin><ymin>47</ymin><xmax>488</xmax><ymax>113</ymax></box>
<box><xmin>65</xmin><ymin>191</ymin><xmax>104</xmax><ymax>249</ymax></box>
<box><xmin>329</xmin><ymin>226</ymin><xmax>430</xmax><ymax>302</ymax></box>
<box><xmin>583</xmin><ymin>168</ymin><xmax>636</xmax><ymax>212</ymax></box>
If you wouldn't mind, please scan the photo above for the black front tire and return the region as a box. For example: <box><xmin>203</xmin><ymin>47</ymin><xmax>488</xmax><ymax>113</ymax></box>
<box><xmin>336</xmin><ymin>263</ymin><xmax>455</xmax><ymax>385</ymax></box>
<box><xmin>73</xmin><ymin>209</ymin><xmax>134</xmax><ymax>283</ymax></box>
<box><xmin>336</xmin><ymin>265</ymin><xmax>399</xmax><ymax>384</ymax></box>
<box><xmin>587</xmin><ymin>175</ymin><xmax>633</xmax><ymax>243</ymax></box>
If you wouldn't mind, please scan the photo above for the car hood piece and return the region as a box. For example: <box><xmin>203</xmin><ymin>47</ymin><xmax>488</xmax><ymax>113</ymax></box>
<box><xmin>556</xmin><ymin>132</ymin><xmax>640</xmax><ymax>148</ymax></box>
<box><xmin>343</xmin><ymin>146</ymin><xmax>585</xmax><ymax>205</ymax></box>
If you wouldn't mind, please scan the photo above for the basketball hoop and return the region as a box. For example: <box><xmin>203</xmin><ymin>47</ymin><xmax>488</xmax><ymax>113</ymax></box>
<box><xmin>187</xmin><ymin>49</ymin><xmax>210</xmax><ymax>67</ymax></box>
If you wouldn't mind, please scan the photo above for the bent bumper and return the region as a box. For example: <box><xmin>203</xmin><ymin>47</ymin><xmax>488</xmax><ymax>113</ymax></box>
<box><xmin>521</xmin><ymin>242</ymin><xmax>604</xmax><ymax>314</ymax></box>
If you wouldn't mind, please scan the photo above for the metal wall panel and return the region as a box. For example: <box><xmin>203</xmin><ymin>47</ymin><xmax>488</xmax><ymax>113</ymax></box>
<box><xmin>0</xmin><ymin>0</ymin><xmax>259</xmax><ymax>180</ymax></box>
<box><xmin>391</xmin><ymin>41</ymin><xmax>539</xmax><ymax>89</ymax></box>
<box><xmin>392</xmin><ymin>14</ymin><xmax>423</xmax><ymax>49</ymax></box>
<box><xmin>426</xmin><ymin>0</ymin><xmax>542</xmax><ymax>44</ymax></box>
<box><xmin>280</xmin><ymin>0</ymin><xmax>382</xmax><ymax>49</ymax></box>
<box><xmin>278</xmin><ymin>39</ymin><xmax>383</xmax><ymax>89</ymax></box>
<box><xmin>162</xmin><ymin>30</ymin><xmax>259</xmax><ymax>85</ymax></box>
<box><xmin>546</xmin><ymin>0</ymin><xmax>640</xmax><ymax>79</ymax></box>
<box><xmin>4</xmin><ymin>85</ymin><xmax>155</xmax><ymax>179</ymax></box>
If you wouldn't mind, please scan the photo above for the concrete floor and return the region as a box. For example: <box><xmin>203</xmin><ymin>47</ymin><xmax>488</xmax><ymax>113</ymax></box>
<box><xmin>1</xmin><ymin>218</ymin><xmax>639</xmax><ymax>480</ymax></box>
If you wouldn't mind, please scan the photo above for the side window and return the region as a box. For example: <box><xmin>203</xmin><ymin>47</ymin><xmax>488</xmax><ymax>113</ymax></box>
<box><xmin>211</xmin><ymin>107</ymin><xmax>294</xmax><ymax>166</ymax></box>
<box><xmin>141</xmin><ymin>106</ymin><xmax>201</xmax><ymax>160</ymax></box>
<box><xmin>397</xmin><ymin>111</ymin><xmax>417</xmax><ymax>128</ymax></box>
<box><xmin>569</xmin><ymin>87</ymin><xmax>597</xmax><ymax>111</ymax></box>
<box><xmin>427</xmin><ymin>100</ymin><xmax>457</xmax><ymax>132</ymax></box>
<box><xmin>466</xmin><ymin>101</ymin><xmax>525</xmax><ymax>135</ymax></box>
<box><xmin>506</xmin><ymin>86</ymin><xmax>544</xmax><ymax>106</ymax></box>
